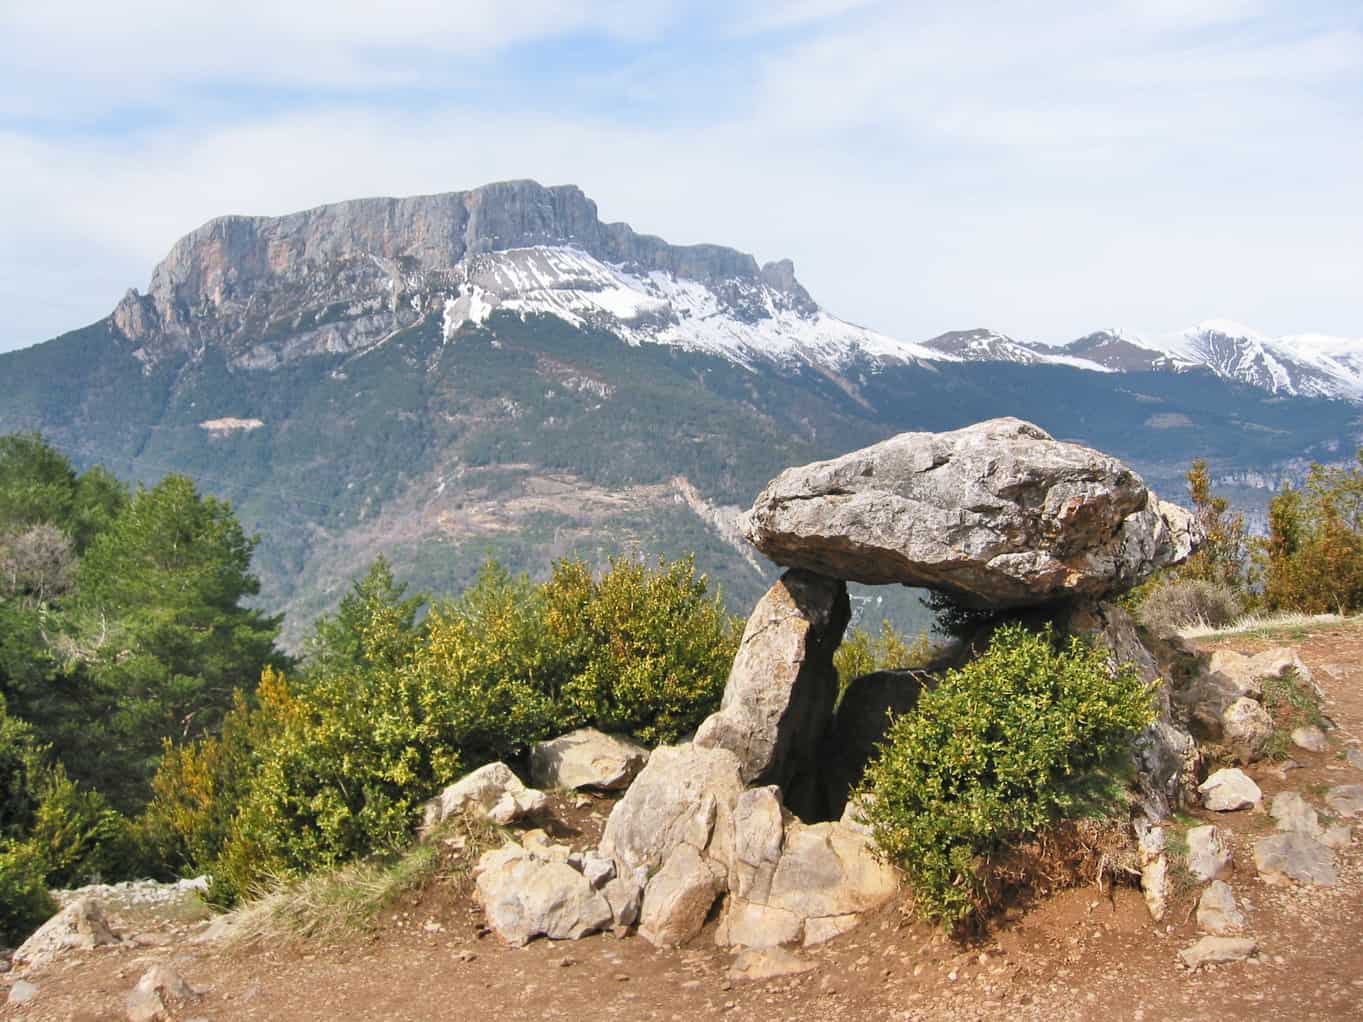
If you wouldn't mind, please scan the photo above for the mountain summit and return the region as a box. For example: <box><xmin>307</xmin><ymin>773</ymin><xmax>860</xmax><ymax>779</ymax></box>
<box><xmin>111</xmin><ymin>179</ymin><xmax>941</xmax><ymax>371</ymax></box>
<box><xmin>2</xmin><ymin>179</ymin><xmax>1356</xmax><ymax>644</ymax></box>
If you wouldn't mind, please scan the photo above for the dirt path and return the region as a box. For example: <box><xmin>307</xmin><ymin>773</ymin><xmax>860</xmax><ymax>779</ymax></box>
<box><xmin>5</xmin><ymin>622</ymin><xmax>1362</xmax><ymax>1021</ymax></box>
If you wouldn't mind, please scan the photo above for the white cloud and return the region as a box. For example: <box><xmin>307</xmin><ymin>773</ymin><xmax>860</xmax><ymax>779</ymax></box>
<box><xmin>1</xmin><ymin>1</ymin><xmax>1359</xmax><ymax>352</ymax></box>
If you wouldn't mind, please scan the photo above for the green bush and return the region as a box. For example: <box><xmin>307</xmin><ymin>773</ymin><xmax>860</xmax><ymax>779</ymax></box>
<box><xmin>146</xmin><ymin>554</ymin><xmax>740</xmax><ymax>903</ymax></box>
<box><xmin>834</xmin><ymin>620</ymin><xmax>935</xmax><ymax>696</ymax></box>
<box><xmin>26</xmin><ymin>764</ymin><xmax>140</xmax><ymax>888</ymax></box>
<box><xmin>0</xmin><ymin>698</ymin><xmax>42</xmax><ymax>838</ymax></box>
<box><xmin>0</xmin><ymin>839</ymin><xmax>55</xmax><ymax>945</ymax></box>
<box><xmin>858</xmin><ymin>623</ymin><xmax>1154</xmax><ymax>926</ymax></box>
<box><xmin>545</xmin><ymin>556</ymin><xmax>739</xmax><ymax>744</ymax></box>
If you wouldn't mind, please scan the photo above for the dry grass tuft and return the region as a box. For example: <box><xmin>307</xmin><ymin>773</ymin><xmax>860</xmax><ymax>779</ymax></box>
<box><xmin>1178</xmin><ymin>611</ymin><xmax>1348</xmax><ymax>641</ymax></box>
<box><xmin>225</xmin><ymin>811</ymin><xmax>504</xmax><ymax>946</ymax></box>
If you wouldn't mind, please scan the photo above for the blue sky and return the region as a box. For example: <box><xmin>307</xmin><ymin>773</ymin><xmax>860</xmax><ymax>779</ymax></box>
<box><xmin>1</xmin><ymin>0</ymin><xmax>1360</xmax><ymax>353</ymax></box>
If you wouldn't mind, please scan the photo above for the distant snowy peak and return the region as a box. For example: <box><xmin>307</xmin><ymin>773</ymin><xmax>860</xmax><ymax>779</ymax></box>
<box><xmin>924</xmin><ymin>329</ymin><xmax>1113</xmax><ymax>372</ymax></box>
<box><xmin>439</xmin><ymin>245</ymin><xmax>944</xmax><ymax>369</ymax></box>
<box><xmin>914</xmin><ymin>323</ymin><xmax>1362</xmax><ymax>401</ymax></box>
<box><xmin>1090</xmin><ymin>322</ymin><xmax>1363</xmax><ymax>401</ymax></box>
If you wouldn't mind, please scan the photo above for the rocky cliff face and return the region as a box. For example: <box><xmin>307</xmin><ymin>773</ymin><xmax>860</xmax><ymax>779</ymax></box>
<box><xmin>111</xmin><ymin>180</ymin><xmax>819</xmax><ymax>367</ymax></box>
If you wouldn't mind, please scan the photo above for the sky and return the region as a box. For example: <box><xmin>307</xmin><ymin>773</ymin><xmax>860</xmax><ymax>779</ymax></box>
<box><xmin>1</xmin><ymin>0</ymin><xmax>1360</xmax><ymax>353</ymax></box>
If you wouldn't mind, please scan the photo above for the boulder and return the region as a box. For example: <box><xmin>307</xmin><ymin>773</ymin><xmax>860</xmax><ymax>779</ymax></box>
<box><xmin>7</xmin><ymin>980</ymin><xmax>38</xmax><ymax>1006</ymax></box>
<box><xmin>423</xmin><ymin>762</ymin><xmax>547</xmax><ymax>830</ymax></box>
<box><xmin>1253</xmin><ymin>832</ymin><xmax>1337</xmax><ymax>887</ymax></box>
<box><xmin>1245</xmin><ymin>648</ymin><xmax>1319</xmax><ymax>698</ymax></box>
<box><xmin>599</xmin><ymin>743</ymin><xmax>745</xmax><ymax>876</ymax></box>
<box><xmin>602</xmin><ymin>871</ymin><xmax>645</xmax><ymax>933</ymax></box>
<box><xmin>1196</xmin><ymin>881</ymin><xmax>1245</xmax><ymax>936</ymax></box>
<box><xmin>728</xmin><ymin>786</ymin><xmax>787</xmax><ymax>903</ymax></box>
<box><xmin>1220</xmin><ymin>698</ymin><xmax>1274</xmax><ymax>764</ymax></box>
<box><xmin>1205</xmin><ymin>650</ymin><xmax>1268</xmax><ymax>701</ymax></box>
<box><xmin>718</xmin><ymin>818</ymin><xmax>898</xmax><ymax>948</ymax></box>
<box><xmin>1270</xmin><ymin>791</ymin><xmax>1322</xmax><ymax>837</ymax></box>
<box><xmin>1131</xmin><ymin>719</ymin><xmax>1201</xmax><ymax>822</ymax></box>
<box><xmin>473</xmin><ymin>844</ymin><xmax>613</xmax><ymax>945</ymax></box>
<box><xmin>1178</xmin><ymin>936</ymin><xmax>1257</xmax><ymax>970</ymax></box>
<box><xmin>638</xmin><ymin>844</ymin><xmax>724</xmax><ymax>948</ymax></box>
<box><xmin>1198</xmin><ymin>768</ymin><xmax>1261</xmax><ymax>812</ymax></box>
<box><xmin>13</xmin><ymin>897</ymin><xmax>119</xmax><ymax>971</ymax></box>
<box><xmin>1291</xmin><ymin>726</ymin><xmax>1328</xmax><ymax>754</ymax></box>
<box><xmin>1184</xmin><ymin>825</ymin><xmax>1233</xmax><ymax>883</ymax></box>
<box><xmin>1138</xmin><ymin>826</ymin><xmax>1168</xmax><ymax>922</ymax></box>
<box><xmin>1325</xmin><ymin>783</ymin><xmax>1363</xmax><ymax>818</ymax></box>
<box><xmin>739</xmin><ymin>418</ymin><xmax>1198</xmax><ymax>608</ymax></box>
<box><xmin>822</xmin><ymin>668</ymin><xmax>928</xmax><ymax>813</ymax></box>
<box><xmin>126</xmin><ymin>964</ymin><xmax>199</xmax><ymax>1022</ymax></box>
<box><xmin>694</xmin><ymin>570</ymin><xmax>849</xmax><ymax>793</ymax></box>
<box><xmin>530</xmin><ymin>729</ymin><xmax>650</xmax><ymax>792</ymax></box>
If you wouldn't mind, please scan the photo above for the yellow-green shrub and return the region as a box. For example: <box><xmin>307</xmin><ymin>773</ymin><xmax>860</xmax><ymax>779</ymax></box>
<box><xmin>0</xmin><ymin>839</ymin><xmax>55</xmax><ymax>944</ymax></box>
<box><xmin>545</xmin><ymin>556</ymin><xmax>739</xmax><ymax>744</ymax></box>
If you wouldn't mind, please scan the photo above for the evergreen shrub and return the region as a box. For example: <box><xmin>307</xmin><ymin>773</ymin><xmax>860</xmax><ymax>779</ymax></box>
<box><xmin>858</xmin><ymin>623</ymin><xmax>1154</xmax><ymax>926</ymax></box>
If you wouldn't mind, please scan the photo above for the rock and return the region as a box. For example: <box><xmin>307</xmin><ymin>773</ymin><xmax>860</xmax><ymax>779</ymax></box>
<box><xmin>1205</xmin><ymin>650</ymin><xmax>1268</xmax><ymax>701</ymax></box>
<box><xmin>602</xmin><ymin>871</ymin><xmax>645</xmax><ymax>932</ymax></box>
<box><xmin>1140</xmin><ymin>856</ymin><xmax>1170</xmax><ymax>922</ymax></box>
<box><xmin>1325</xmin><ymin>783</ymin><xmax>1363</xmax><ymax>818</ymax></box>
<box><xmin>1253</xmin><ymin>832</ymin><xmax>1337</xmax><ymax>886</ymax></box>
<box><xmin>1270</xmin><ymin>791</ymin><xmax>1322</xmax><ymax>837</ymax></box>
<box><xmin>12</xmin><ymin>897</ymin><xmax>119</xmax><ymax>970</ymax></box>
<box><xmin>7</xmin><ymin>980</ymin><xmax>38</xmax><ymax>1006</ymax></box>
<box><xmin>1220</xmin><ymin>698</ymin><xmax>1274</xmax><ymax>764</ymax></box>
<box><xmin>729</xmin><ymin>946</ymin><xmax>818</xmax><ymax>982</ymax></box>
<box><xmin>728</xmin><ymin>787</ymin><xmax>787</xmax><ymax>904</ymax></box>
<box><xmin>126</xmin><ymin>964</ymin><xmax>199</xmax><ymax>1022</ymax></box>
<box><xmin>1178</xmin><ymin>936</ymin><xmax>1257</xmax><ymax>970</ymax></box>
<box><xmin>1346</xmin><ymin>746</ymin><xmax>1363</xmax><ymax>771</ymax></box>
<box><xmin>423</xmin><ymin>762</ymin><xmax>547</xmax><ymax>830</ymax></box>
<box><xmin>1184</xmin><ymin>825</ymin><xmax>1233</xmax><ymax>882</ymax></box>
<box><xmin>579</xmin><ymin>850</ymin><xmax>616</xmax><ymax>889</ymax></box>
<box><xmin>823</xmin><ymin>668</ymin><xmax>928</xmax><ymax>813</ymax></box>
<box><xmin>739</xmin><ymin>418</ymin><xmax>1198</xmax><ymax>608</ymax></box>
<box><xmin>530</xmin><ymin>728</ymin><xmax>650</xmax><ymax>792</ymax></box>
<box><xmin>1196</xmin><ymin>881</ymin><xmax>1245</xmax><ymax>935</ymax></box>
<box><xmin>639</xmin><ymin>844</ymin><xmax>724</xmax><ymax>949</ymax></box>
<box><xmin>694</xmin><ymin>570</ymin><xmax>849</xmax><ymax>794</ymax></box>
<box><xmin>599</xmin><ymin>743</ymin><xmax>745</xmax><ymax>875</ymax></box>
<box><xmin>1138</xmin><ymin>825</ymin><xmax>1168</xmax><ymax>921</ymax></box>
<box><xmin>1132</xmin><ymin>719</ymin><xmax>1201</xmax><ymax>821</ymax></box>
<box><xmin>1321</xmin><ymin>824</ymin><xmax>1352</xmax><ymax>850</ymax></box>
<box><xmin>719</xmin><ymin>819</ymin><xmax>899</xmax><ymax>948</ymax></box>
<box><xmin>473</xmin><ymin>844</ymin><xmax>613</xmax><ymax>945</ymax></box>
<box><xmin>1246</xmin><ymin>648</ymin><xmax>1319</xmax><ymax>697</ymax></box>
<box><xmin>1291</xmin><ymin>725</ymin><xmax>1328</xmax><ymax>753</ymax></box>
<box><xmin>1198</xmin><ymin>768</ymin><xmax>1262</xmax><ymax>812</ymax></box>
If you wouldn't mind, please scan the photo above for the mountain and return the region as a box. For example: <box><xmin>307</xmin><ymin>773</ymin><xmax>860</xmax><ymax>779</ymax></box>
<box><xmin>2</xmin><ymin>180</ymin><xmax>1358</xmax><ymax>644</ymax></box>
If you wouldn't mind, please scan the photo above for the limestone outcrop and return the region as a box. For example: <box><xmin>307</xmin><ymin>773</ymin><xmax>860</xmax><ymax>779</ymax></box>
<box><xmin>694</xmin><ymin>569</ymin><xmax>848</xmax><ymax>791</ymax></box>
<box><xmin>740</xmin><ymin>418</ymin><xmax>1198</xmax><ymax>608</ymax></box>
<box><xmin>12</xmin><ymin>898</ymin><xmax>119</xmax><ymax>971</ymax></box>
<box><xmin>422</xmin><ymin>762</ymin><xmax>547</xmax><ymax>830</ymax></box>
<box><xmin>530</xmin><ymin>728</ymin><xmax>650</xmax><ymax>792</ymax></box>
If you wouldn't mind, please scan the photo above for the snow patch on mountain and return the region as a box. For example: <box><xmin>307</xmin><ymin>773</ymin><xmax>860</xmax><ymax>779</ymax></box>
<box><xmin>446</xmin><ymin>245</ymin><xmax>947</xmax><ymax>369</ymax></box>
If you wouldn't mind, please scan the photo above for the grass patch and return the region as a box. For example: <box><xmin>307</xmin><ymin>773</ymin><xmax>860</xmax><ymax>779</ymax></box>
<box><xmin>227</xmin><ymin>812</ymin><xmax>502</xmax><ymax>945</ymax></box>
<box><xmin>1178</xmin><ymin>611</ymin><xmax>1349</xmax><ymax>641</ymax></box>
<box><xmin>1261</xmin><ymin>668</ymin><xmax>1328</xmax><ymax>761</ymax></box>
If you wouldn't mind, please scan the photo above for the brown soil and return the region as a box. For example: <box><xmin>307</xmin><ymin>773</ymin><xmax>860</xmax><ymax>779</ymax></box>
<box><xmin>5</xmin><ymin>623</ymin><xmax>1363</xmax><ymax>1022</ymax></box>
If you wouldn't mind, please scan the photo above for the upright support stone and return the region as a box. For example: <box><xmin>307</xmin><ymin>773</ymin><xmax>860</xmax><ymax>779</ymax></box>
<box><xmin>694</xmin><ymin>569</ymin><xmax>849</xmax><ymax>800</ymax></box>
